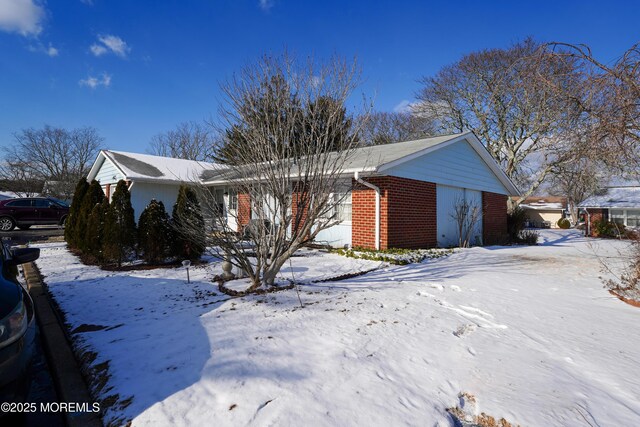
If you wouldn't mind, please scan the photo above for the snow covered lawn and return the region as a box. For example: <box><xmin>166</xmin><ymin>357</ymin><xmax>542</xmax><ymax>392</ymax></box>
<box><xmin>34</xmin><ymin>230</ymin><xmax>640</xmax><ymax>426</ymax></box>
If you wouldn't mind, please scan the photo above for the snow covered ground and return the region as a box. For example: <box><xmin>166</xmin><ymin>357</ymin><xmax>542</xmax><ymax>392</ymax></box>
<box><xmin>34</xmin><ymin>230</ymin><xmax>640</xmax><ymax>426</ymax></box>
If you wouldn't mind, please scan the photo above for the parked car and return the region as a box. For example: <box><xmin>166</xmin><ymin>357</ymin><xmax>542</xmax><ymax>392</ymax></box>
<box><xmin>0</xmin><ymin>243</ymin><xmax>39</xmax><ymax>404</ymax></box>
<box><xmin>0</xmin><ymin>198</ymin><xmax>70</xmax><ymax>231</ymax></box>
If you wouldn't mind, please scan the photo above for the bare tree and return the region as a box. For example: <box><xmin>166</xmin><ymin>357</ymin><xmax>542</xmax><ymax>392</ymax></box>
<box><xmin>415</xmin><ymin>38</ymin><xmax>585</xmax><ymax>201</ymax></box>
<box><xmin>359</xmin><ymin>110</ymin><xmax>436</xmax><ymax>145</ymax></box>
<box><xmin>0</xmin><ymin>126</ymin><xmax>102</xmax><ymax>199</ymax></box>
<box><xmin>547</xmin><ymin>157</ymin><xmax>603</xmax><ymax>224</ymax></box>
<box><xmin>451</xmin><ymin>196</ymin><xmax>482</xmax><ymax>248</ymax></box>
<box><xmin>546</xmin><ymin>42</ymin><xmax>640</xmax><ymax>173</ymax></box>
<box><xmin>148</xmin><ymin>121</ymin><xmax>215</xmax><ymax>161</ymax></box>
<box><xmin>181</xmin><ymin>53</ymin><xmax>368</xmax><ymax>292</ymax></box>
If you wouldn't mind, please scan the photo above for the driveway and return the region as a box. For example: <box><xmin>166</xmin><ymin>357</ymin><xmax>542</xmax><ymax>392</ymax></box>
<box><xmin>1</xmin><ymin>226</ymin><xmax>65</xmax><ymax>246</ymax></box>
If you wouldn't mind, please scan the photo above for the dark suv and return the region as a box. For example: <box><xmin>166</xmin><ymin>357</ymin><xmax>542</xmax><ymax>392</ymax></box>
<box><xmin>0</xmin><ymin>198</ymin><xmax>69</xmax><ymax>231</ymax></box>
<box><xmin>0</xmin><ymin>243</ymin><xmax>39</xmax><ymax>404</ymax></box>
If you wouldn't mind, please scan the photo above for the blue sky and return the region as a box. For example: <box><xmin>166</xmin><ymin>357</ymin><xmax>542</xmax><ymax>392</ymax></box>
<box><xmin>0</xmin><ymin>0</ymin><xmax>638</xmax><ymax>154</ymax></box>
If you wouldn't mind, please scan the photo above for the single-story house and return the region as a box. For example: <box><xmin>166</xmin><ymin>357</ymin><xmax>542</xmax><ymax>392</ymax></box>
<box><xmin>578</xmin><ymin>184</ymin><xmax>640</xmax><ymax>234</ymax></box>
<box><xmin>88</xmin><ymin>132</ymin><xmax>519</xmax><ymax>249</ymax></box>
<box><xmin>514</xmin><ymin>196</ymin><xmax>567</xmax><ymax>228</ymax></box>
<box><xmin>201</xmin><ymin>132</ymin><xmax>519</xmax><ymax>249</ymax></box>
<box><xmin>86</xmin><ymin>150</ymin><xmax>216</xmax><ymax>221</ymax></box>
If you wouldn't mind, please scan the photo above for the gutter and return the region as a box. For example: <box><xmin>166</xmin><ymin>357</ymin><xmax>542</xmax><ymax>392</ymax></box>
<box><xmin>354</xmin><ymin>171</ymin><xmax>380</xmax><ymax>250</ymax></box>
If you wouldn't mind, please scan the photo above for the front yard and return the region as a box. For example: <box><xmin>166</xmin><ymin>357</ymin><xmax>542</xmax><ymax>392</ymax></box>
<box><xmin>34</xmin><ymin>230</ymin><xmax>640</xmax><ymax>426</ymax></box>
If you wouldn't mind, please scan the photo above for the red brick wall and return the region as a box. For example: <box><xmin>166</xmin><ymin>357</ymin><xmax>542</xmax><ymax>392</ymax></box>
<box><xmin>351</xmin><ymin>176</ymin><xmax>437</xmax><ymax>250</ymax></box>
<box><xmin>291</xmin><ymin>184</ymin><xmax>309</xmax><ymax>235</ymax></box>
<box><xmin>587</xmin><ymin>208</ymin><xmax>608</xmax><ymax>236</ymax></box>
<box><xmin>482</xmin><ymin>191</ymin><xmax>508</xmax><ymax>245</ymax></box>
<box><xmin>237</xmin><ymin>193</ymin><xmax>251</xmax><ymax>232</ymax></box>
<box><xmin>352</xmin><ymin>178</ymin><xmax>380</xmax><ymax>249</ymax></box>
<box><xmin>386</xmin><ymin>177</ymin><xmax>437</xmax><ymax>249</ymax></box>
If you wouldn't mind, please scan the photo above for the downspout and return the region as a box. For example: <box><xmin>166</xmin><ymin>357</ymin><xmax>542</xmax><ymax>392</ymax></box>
<box><xmin>585</xmin><ymin>208</ymin><xmax>591</xmax><ymax>237</ymax></box>
<box><xmin>354</xmin><ymin>171</ymin><xmax>380</xmax><ymax>250</ymax></box>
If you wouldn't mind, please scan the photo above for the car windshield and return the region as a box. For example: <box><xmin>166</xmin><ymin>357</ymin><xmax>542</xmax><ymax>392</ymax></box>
<box><xmin>49</xmin><ymin>198</ymin><xmax>69</xmax><ymax>207</ymax></box>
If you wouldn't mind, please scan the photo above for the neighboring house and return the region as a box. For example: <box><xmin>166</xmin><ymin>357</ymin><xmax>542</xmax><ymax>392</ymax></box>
<box><xmin>202</xmin><ymin>132</ymin><xmax>520</xmax><ymax>249</ymax></box>
<box><xmin>578</xmin><ymin>185</ymin><xmax>640</xmax><ymax>234</ymax></box>
<box><xmin>515</xmin><ymin>196</ymin><xmax>567</xmax><ymax>228</ymax></box>
<box><xmin>86</xmin><ymin>150</ymin><xmax>216</xmax><ymax>221</ymax></box>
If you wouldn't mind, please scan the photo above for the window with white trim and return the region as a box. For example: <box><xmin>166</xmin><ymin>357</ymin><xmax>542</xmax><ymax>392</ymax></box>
<box><xmin>627</xmin><ymin>209</ymin><xmax>640</xmax><ymax>227</ymax></box>
<box><xmin>335</xmin><ymin>191</ymin><xmax>352</xmax><ymax>223</ymax></box>
<box><xmin>611</xmin><ymin>209</ymin><xmax>625</xmax><ymax>225</ymax></box>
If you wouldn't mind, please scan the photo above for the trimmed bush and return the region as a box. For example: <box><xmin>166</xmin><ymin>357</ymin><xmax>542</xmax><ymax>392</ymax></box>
<box><xmin>76</xmin><ymin>180</ymin><xmax>105</xmax><ymax>252</ymax></box>
<box><xmin>103</xmin><ymin>180</ymin><xmax>137</xmax><ymax>266</ymax></box>
<box><xmin>84</xmin><ymin>199</ymin><xmax>109</xmax><ymax>263</ymax></box>
<box><xmin>138</xmin><ymin>199</ymin><xmax>171</xmax><ymax>265</ymax></box>
<box><xmin>557</xmin><ymin>218</ymin><xmax>571</xmax><ymax>229</ymax></box>
<box><xmin>507</xmin><ymin>206</ymin><xmax>527</xmax><ymax>243</ymax></box>
<box><xmin>593</xmin><ymin>219</ymin><xmax>625</xmax><ymax>238</ymax></box>
<box><xmin>518</xmin><ymin>229</ymin><xmax>539</xmax><ymax>245</ymax></box>
<box><xmin>65</xmin><ymin>178</ymin><xmax>89</xmax><ymax>248</ymax></box>
<box><xmin>171</xmin><ymin>185</ymin><xmax>205</xmax><ymax>261</ymax></box>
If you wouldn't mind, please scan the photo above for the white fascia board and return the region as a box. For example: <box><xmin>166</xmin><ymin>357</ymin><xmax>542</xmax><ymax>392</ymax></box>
<box><xmin>202</xmin><ymin>167</ymin><xmax>376</xmax><ymax>186</ymax></box>
<box><xmin>86</xmin><ymin>151</ymin><xmax>106</xmax><ymax>182</ymax></box>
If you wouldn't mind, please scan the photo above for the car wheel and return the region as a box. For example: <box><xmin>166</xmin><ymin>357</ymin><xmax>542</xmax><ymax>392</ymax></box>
<box><xmin>0</xmin><ymin>217</ymin><xmax>15</xmax><ymax>231</ymax></box>
<box><xmin>18</xmin><ymin>225</ymin><xmax>31</xmax><ymax>230</ymax></box>
<box><xmin>59</xmin><ymin>216</ymin><xmax>67</xmax><ymax>227</ymax></box>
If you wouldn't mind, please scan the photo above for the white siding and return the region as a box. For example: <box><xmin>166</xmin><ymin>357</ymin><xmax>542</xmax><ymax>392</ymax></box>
<box><xmin>437</xmin><ymin>185</ymin><xmax>465</xmax><ymax>247</ymax></box>
<box><xmin>314</xmin><ymin>224</ymin><xmax>352</xmax><ymax>248</ymax></box>
<box><xmin>436</xmin><ymin>185</ymin><xmax>483</xmax><ymax>247</ymax></box>
<box><xmin>385</xmin><ymin>139</ymin><xmax>508</xmax><ymax>195</ymax></box>
<box><xmin>129</xmin><ymin>182</ymin><xmax>181</xmax><ymax>222</ymax></box>
<box><xmin>94</xmin><ymin>158</ymin><xmax>125</xmax><ymax>185</ymax></box>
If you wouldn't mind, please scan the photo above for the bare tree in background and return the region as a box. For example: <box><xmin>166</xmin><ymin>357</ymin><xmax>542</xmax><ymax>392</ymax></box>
<box><xmin>148</xmin><ymin>121</ymin><xmax>215</xmax><ymax>161</ymax></box>
<box><xmin>546</xmin><ymin>42</ymin><xmax>640</xmax><ymax>173</ymax></box>
<box><xmin>359</xmin><ymin>111</ymin><xmax>435</xmax><ymax>145</ymax></box>
<box><xmin>415</xmin><ymin>38</ymin><xmax>585</xmax><ymax>202</ymax></box>
<box><xmin>547</xmin><ymin>157</ymin><xmax>603</xmax><ymax>224</ymax></box>
<box><xmin>180</xmin><ymin>53</ymin><xmax>368</xmax><ymax>292</ymax></box>
<box><xmin>0</xmin><ymin>126</ymin><xmax>102</xmax><ymax>199</ymax></box>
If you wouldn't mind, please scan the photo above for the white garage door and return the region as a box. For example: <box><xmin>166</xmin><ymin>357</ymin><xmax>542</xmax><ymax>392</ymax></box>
<box><xmin>437</xmin><ymin>185</ymin><xmax>483</xmax><ymax>247</ymax></box>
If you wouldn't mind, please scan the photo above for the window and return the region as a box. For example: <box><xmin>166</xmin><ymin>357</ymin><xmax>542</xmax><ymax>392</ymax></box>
<box><xmin>34</xmin><ymin>199</ymin><xmax>53</xmax><ymax>208</ymax></box>
<box><xmin>6</xmin><ymin>199</ymin><xmax>32</xmax><ymax>207</ymax></box>
<box><xmin>627</xmin><ymin>209</ymin><xmax>640</xmax><ymax>227</ymax></box>
<box><xmin>228</xmin><ymin>190</ymin><xmax>238</xmax><ymax>210</ymax></box>
<box><xmin>610</xmin><ymin>209</ymin><xmax>625</xmax><ymax>225</ymax></box>
<box><xmin>335</xmin><ymin>191</ymin><xmax>352</xmax><ymax>223</ymax></box>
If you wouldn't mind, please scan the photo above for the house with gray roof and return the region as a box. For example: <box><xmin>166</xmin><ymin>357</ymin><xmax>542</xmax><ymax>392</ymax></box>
<box><xmin>87</xmin><ymin>132</ymin><xmax>519</xmax><ymax>248</ymax></box>
<box><xmin>578</xmin><ymin>184</ymin><xmax>640</xmax><ymax>232</ymax></box>
<box><xmin>86</xmin><ymin>150</ymin><xmax>218</xmax><ymax>221</ymax></box>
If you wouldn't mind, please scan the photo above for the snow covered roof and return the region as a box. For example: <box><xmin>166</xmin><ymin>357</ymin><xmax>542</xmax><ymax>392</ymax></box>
<box><xmin>518</xmin><ymin>196</ymin><xmax>567</xmax><ymax>211</ymax></box>
<box><xmin>520</xmin><ymin>202</ymin><xmax>565</xmax><ymax>211</ymax></box>
<box><xmin>578</xmin><ymin>186</ymin><xmax>640</xmax><ymax>208</ymax></box>
<box><xmin>88</xmin><ymin>150</ymin><xmax>220</xmax><ymax>184</ymax></box>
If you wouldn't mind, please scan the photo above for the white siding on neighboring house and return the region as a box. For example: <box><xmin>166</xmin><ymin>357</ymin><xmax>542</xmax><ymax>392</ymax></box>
<box><xmin>385</xmin><ymin>139</ymin><xmax>509</xmax><ymax>195</ymax></box>
<box><xmin>94</xmin><ymin>158</ymin><xmax>125</xmax><ymax>185</ymax></box>
<box><xmin>129</xmin><ymin>182</ymin><xmax>181</xmax><ymax>222</ymax></box>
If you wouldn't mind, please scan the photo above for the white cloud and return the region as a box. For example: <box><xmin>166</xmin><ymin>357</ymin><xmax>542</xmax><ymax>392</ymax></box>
<box><xmin>90</xmin><ymin>34</ymin><xmax>130</xmax><ymax>57</ymax></box>
<box><xmin>0</xmin><ymin>0</ymin><xmax>46</xmax><ymax>36</ymax></box>
<box><xmin>393</xmin><ymin>100</ymin><xmax>412</xmax><ymax>113</ymax></box>
<box><xmin>79</xmin><ymin>73</ymin><xmax>111</xmax><ymax>89</ymax></box>
<box><xmin>28</xmin><ymin>42</ymin><xmax>58</xmax><ymax>56</ymax></box>
<box><xmin>46</xmin><ymin>44</ymin><xmax>58</xmax><ymax>56</ymax></box>
<box><xmin>259</xmin><ymin>0</ymin><xmax>274</xmax><ymax>11</ymax></box>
